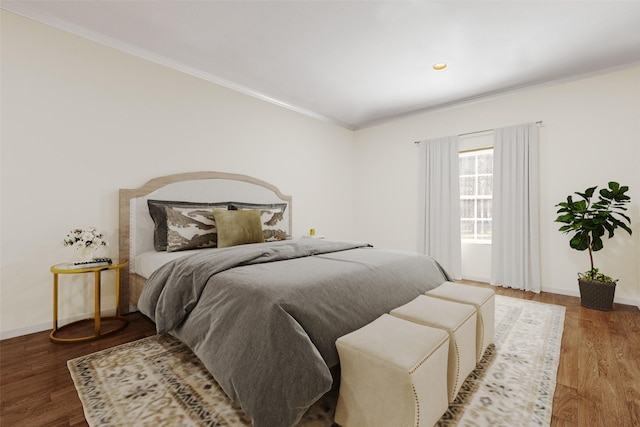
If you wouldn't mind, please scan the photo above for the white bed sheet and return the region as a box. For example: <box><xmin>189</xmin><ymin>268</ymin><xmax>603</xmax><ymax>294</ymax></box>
<box><xmin>134</xmin><ymin>250</ymin><xmax>198</xmax><ymax>279</ymax></box>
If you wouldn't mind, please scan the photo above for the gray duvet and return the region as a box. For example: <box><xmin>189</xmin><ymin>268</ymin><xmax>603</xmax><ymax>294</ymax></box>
<box><xmin>138</xmin><ymin>239</ymin><xmax>449</xmax><ymax>427</ymax></box>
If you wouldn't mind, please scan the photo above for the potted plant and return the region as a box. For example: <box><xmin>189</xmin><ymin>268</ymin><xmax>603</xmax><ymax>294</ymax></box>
<box><xmin>555</xmin><ymin>182</ymin><xmax>632</xmax><ymax>310</ymax></box>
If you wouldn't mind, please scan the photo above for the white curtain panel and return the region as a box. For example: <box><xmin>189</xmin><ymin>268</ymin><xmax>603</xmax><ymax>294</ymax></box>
<box><xmin>491</xmin><ymin>123</ymin><xmax>541</xmax><ymax>292</ymax></box>
<box><xmin>417</xmin><ymin>135</ymin><xmax>462</xmax><ymax>279</ymax></box>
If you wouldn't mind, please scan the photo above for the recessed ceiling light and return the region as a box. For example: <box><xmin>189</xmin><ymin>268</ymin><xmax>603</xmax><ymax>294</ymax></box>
<box><xmin>433</xmin><ymin>63</ymin><xmax>447</xmax><ymax>70</ymax></box>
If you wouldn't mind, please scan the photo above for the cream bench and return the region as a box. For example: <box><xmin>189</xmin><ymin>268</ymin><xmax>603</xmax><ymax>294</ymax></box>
<box><xmin>391</xmin><ymin>295</ymin><xmax>476</xmax><ymax>403</ymax></box>
<box><xmin>427</xmin><ymin>281</ymin><xmax>495</xmax><ymax>363</ymax></box>
<box><xmin>335</xmin><ymin>313</ymin><xmax>450</xmax><ymax>427</ymax></box>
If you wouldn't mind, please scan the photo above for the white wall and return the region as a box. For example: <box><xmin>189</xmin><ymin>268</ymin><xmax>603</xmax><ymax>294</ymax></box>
<box><xmin>354</xmin><ymin>67</ymin><xmax>640</xmax><ymax>306</ymax></box>
<box><xmin>461</xmin><ymin>243</ymin><xmax>492</xmax><ymax>282</ymax></box>
<box><xmin>0</xmin><ymin>11</ymin><xmax>356</xmax><ymax>338</ymax></box>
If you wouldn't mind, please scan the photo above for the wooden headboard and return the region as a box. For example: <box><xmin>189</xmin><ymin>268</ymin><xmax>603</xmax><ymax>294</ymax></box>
<box><xmin>118</xmin><ymin>171</ymin><xmax>292</xmax><ymax>313</ymax></box>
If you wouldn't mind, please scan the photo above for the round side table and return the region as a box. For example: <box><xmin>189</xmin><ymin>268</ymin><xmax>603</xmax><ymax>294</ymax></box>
<box><xmin>50</xmin><ymin>259</ymin><xmax>129</xmax><ymax>343</ymax></box>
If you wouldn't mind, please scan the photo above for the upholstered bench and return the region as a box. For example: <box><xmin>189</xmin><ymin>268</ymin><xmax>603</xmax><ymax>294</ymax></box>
<box><xmin>427</xmin><ymin>281</ymin><xmax>495</xmax><ymax>363</ymax></box>
<box><xmin>390</xmin><ymin>295</ymin><xmax>476</xmax><ymax>403</ymax></box>
<box><xmin>335</xmin><ymin>313</ymin><xmax>450</xmax><ymax>427</ymax></box>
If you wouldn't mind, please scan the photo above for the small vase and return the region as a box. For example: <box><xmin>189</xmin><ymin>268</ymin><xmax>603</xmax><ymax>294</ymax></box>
<box><xmin>78</xmin><ymin>247</ymin><xmax>96</xmax><ymax>261</ymax></box>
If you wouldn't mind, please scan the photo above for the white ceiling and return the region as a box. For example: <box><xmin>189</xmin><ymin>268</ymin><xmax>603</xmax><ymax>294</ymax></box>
<box><xmin>4</xmin><ymin>1</ymin><xmax>640</xmax><ymax>130</ymax></box>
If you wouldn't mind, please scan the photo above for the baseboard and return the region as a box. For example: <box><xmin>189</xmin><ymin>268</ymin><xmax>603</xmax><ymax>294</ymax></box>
<box><xmin>539</xmin><ymin>286</ymin><xmax>580</xmax><ymax>298</ymax></box>
<box><xmin>541</xmin><ymin>285</ymin><xmax>640</xmax><ymax>309</ymax></box>
<box><xmin>461</xmin><ymin>274</ymin><xmax>490</xmax><ymax>283</ymax></box>
<box><xmin>461</xmin><ymin>282</ymin><xmax>639</xmax><ymax>310</ymax></box>
<box><xmin>0</xmin><ymin>308</ymin><xmax>117</xmax><ymax>341</ymax></box>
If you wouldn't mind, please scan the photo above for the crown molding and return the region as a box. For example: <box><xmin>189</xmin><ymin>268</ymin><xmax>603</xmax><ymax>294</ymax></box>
<box><xmin>1</xmin><ymin>4</ymin><xmax>353</xmax><ymax>130</ymax></box>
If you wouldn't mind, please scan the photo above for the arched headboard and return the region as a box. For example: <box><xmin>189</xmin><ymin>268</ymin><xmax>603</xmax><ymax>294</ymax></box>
<box><xmin>119</xmin><ymin>171</ymin><xmax>292</xmax><ymax>313</ymax></box>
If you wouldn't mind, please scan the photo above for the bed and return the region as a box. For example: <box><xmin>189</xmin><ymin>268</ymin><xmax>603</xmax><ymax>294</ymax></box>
<box><xmin>119</xmin><ymin>171</ymin><xmax>450</xmax><ymax>427</ymax></box>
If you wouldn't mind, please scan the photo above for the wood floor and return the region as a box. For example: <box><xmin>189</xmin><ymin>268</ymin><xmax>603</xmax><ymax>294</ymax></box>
<box><xmin>1</xmin><ymin>285</ymin><xmax>638</xmax><ymax>426</ymax></box>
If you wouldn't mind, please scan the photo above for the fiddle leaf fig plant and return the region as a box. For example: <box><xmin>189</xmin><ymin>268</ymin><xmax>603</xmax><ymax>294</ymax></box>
<box><xmin>555</xmin><ymin>181</ymin><xmax>632</xmax><ymax>283</ymax></box>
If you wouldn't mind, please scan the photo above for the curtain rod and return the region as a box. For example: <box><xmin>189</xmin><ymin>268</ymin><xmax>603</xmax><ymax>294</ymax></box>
<box><xmin>414</xmin><ymin>120</ymin><xmax>543</xmax><ymax>144</ymax></box>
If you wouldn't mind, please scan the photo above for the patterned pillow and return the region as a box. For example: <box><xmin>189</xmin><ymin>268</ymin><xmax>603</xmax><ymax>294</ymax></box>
<box><xmin>148</xmin><ymin>200</ymin><xmax>228</xmax><ymax>251</ymax></box>
<box><xmin>165</xmin><ymin>206</ymin><xmax>220</xmax><ymax>252</ymax></box>
<box><xmin>228</xmin><ymin>202</ymin><xmax>288</xmax><ymax>241</ymax></box>
<box><xmin>212</xmin><ymin>209</ymin><xmax>265</xmax><ymax>248</ymax></box>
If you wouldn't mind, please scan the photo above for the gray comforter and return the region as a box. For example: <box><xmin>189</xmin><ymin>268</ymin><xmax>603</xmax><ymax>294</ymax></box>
<box><xmin>139</xmin><ymin>239</ymin><xmax>449</xmax><ymax>427</ymax></box>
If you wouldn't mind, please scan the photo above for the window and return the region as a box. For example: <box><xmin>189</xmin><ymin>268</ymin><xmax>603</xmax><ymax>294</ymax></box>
<box><xmin>459</xmin><ymin>148</ymin><xmax>493</xmax><ymax>243</ymax></box>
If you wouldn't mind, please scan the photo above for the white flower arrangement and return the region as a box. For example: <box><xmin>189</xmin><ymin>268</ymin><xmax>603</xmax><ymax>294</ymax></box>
<box><xmin>62</xmin><ymin>227</ymin><xmax>108</xmax><ymax>251</ymax></box>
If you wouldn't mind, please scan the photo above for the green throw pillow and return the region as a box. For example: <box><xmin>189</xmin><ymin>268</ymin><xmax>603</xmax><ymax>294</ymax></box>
<box><xmin>213</xmin><ymin>209</ymin><xmax>265</xmax><ymax>248</ymax></box>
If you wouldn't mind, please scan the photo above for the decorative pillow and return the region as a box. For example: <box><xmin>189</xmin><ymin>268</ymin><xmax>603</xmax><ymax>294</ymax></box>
<box><xmin>213</xmin><ymin>209</ymin><xmax>265</xmax><ymax>248</ymax></box>
<box><xmin>228</xmin><ymin>202</ymin><xmax>288</xmax><ymax>241</ymax></box>
<box><xmin>165</xmin><ymin>206</ymin><xmax>221</xmax><ymax>252</ymax></box>
<box><xmin>148</xmin><ymin>200</ymin><xmax>228</xmax><ymax>251</ymax></box>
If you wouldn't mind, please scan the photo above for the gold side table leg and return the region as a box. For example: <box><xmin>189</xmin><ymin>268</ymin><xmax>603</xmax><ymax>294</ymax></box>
<box><xmin>52</xmin><ymin>273</ymin><xmax>59</xmax><ymax>331</ymax></box>
<box><xmin>94</xmin><ymin>270</ymin><xmax>101</xmax><ymax>338</ymax></box>
<box><xmin>115</xmin><ymin>266</ymin><xmax>121</xmax><ymax>317</ymax></box>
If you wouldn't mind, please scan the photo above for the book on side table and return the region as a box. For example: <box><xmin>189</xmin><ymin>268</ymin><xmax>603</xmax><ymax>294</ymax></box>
<box><xmin>63</xmin><ymin>257</ymin><xmax>113</xmax><ymax>269</ymax></box>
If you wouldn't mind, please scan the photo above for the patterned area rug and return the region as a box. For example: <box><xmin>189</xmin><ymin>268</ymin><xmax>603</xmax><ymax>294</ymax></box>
<box><xmin>68</xmin><ymin>295</ymin><xmax>565</xmax><ymax>427</ymax></box>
